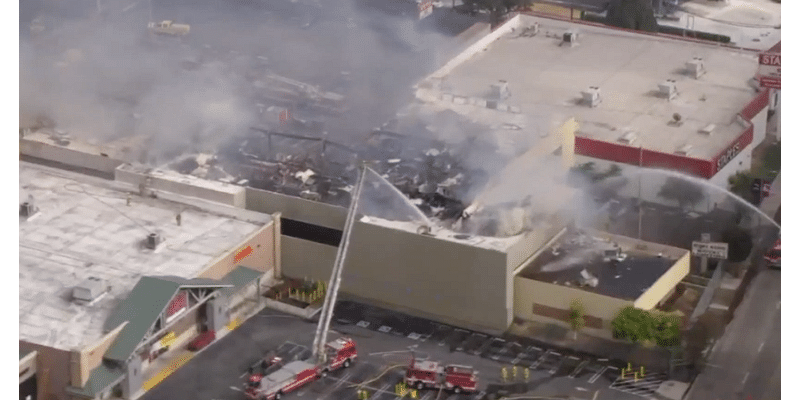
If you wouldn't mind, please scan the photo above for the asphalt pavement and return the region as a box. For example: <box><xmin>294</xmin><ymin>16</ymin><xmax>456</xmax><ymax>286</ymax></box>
<box><xmin>141</xmin><ymin>302</ymin><xmax>658</xmax><ymax>400</ymax></box>
<box><xmin>684</xmin><ymin>267</ymin><xmax>781</xmax><ymax>400</ymax></box>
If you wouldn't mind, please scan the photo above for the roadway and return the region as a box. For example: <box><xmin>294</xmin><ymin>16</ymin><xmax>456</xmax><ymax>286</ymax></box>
<box><xmin>684</xmin><ymin>263</ymin><xmax>781</xmax><ymax>400</ymax></box>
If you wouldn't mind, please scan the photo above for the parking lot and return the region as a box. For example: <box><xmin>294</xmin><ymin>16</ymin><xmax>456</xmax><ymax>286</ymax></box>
<box><xmin>332</xmin><ymin>300</ymin><xmax>669</xmax><ymax>399</ymax></box>
<box><xmin>141</xmin><ymin>299</ymin><xmax>665</xmax><ymax>400</ymax></box>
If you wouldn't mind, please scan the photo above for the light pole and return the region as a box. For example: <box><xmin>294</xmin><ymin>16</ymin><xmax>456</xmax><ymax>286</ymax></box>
<box><xmin>638</xmin><ymin>145</ymin><xmax>643</xmax><ymax>240</ymax></box>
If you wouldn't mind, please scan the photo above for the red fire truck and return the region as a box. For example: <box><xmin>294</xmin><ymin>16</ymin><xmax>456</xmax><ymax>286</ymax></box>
<box><xmin>404</xmin><ymin>358</ymin><xmax>478</xmax><ymax>394</ymax></box>
<box><xmin>245</xmin><ymin>338</ymin><xmax>358</xmax><ymax>399</ymax></box>
<box><xmin>320</xmin><ymin>337</ymin><xmax>358</xmax><ymax>374</ymax></box>
<box><xmin>245</xmin><ymin>360</ymin><xmax>320</xmax><ymax>400</ymax></box>
<box><xmin>764</xmin><ymin>237</ymin><xmax>781</xmax><ymax>268</ymax></box>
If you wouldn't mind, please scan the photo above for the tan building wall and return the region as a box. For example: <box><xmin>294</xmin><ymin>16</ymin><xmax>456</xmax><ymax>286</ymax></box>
<box><xmin>634</xmin><ymin>251</ymin><xmax>691</xmax><ymax>310</ymax></box>
<box><xmin>20</xmin><ymin>351</ymin><xmax>37</xmax><ymax>384</ymax></box>
<box><xmin>20</xmin><ymin>133</ymin><xmax>126</xmax><ymax>176</ymax></box>
<box><xmin>342</xmin><ymin>221</ymin><xmax>511</xmax><ymax>331</ymax></box>
<box><xmin>514</xmin><ymin>277</ymin><xmax>633</xmax><ymax>326</ymax></box>
<box><xmin>198</xmin><ymin>222</ymin><xmax>277</xmax><ymax>280</ymax></box>
<box><xmin>245</xmin><ymin>187</ymin><xmax>347</xmax><ymax>230</ymax></box>
<box><xmin>281</xmin><ymin>236</ymin><xmax>340</xmax><ymax>282</ymax></box>
<box><xmin>20</xmin><ymin>341</ymin><xmax>72</xmax><ymax>400</ymax></box>
<box><xmin>70</xmin><ymin>323</ymin><xmax>127</xmax><ymax>388</ymax></box>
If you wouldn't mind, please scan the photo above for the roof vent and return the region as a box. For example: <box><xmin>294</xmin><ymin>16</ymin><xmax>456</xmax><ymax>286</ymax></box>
<box><xmin>144</xmin><ymin>232</ymin><xmax>162</xmax><ymax>250</ymax></box>
<box><xmin>699</xmin><ymin>124</ymin><xmax>716</xmax><ymax>135</ymax></box>
<box><xmin>581</xmin><ymin>86</ymin><xmax>601</xmax><ymax>107</ymax></box>
<box><xmin>686</xmin><ymin>57</ymin><xmax>706</xmax><ymax>79</ymax></box>
<box><xmin>73</xmin><ymin>277</ymin><xmax>108</xmax><ymax>303</ymax></box>
<box><xmin>20</xmin><ymin>201</ymin><xmax>38</xmax><ymax>219</ymax></box>
<box><xmin>617</xmin><ymin>131</ymin><xmax>638</xmax><ymax>145</ymax></box>
<box><xmin>658</xmin><ymin>80</ymin><xmax>678</xmax><ymax>100</ymax></box>
<box><xmin>562</xmin><ymin>31</ymin><xmax>578</xmax><ymax>47</ymax></box>
<box><xmin>675</xmin><ymin>144</ymin><xmax>693</xmax><ymax>156</ymax></box>
<box><xmin>490</xmin><ymin>80</ymin><xmax>510</xmax><ymax>100</ymax></box>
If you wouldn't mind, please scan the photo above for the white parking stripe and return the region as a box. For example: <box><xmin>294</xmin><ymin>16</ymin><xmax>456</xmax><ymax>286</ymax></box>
<box><xmin>588</xmin><ymin>366</ymin><xmax>607</xmax><ymax>384</ymax></box>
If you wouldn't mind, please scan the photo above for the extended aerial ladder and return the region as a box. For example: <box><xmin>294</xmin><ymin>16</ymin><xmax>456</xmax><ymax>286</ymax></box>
<box><xmin>312</xmin><ymin>164</ymin><xmax>367</xmax><ymax>363</ymax></box>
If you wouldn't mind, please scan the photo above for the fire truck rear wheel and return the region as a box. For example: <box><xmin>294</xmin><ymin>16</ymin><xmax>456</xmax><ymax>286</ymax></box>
<box><xmin>416</xmin><ymin>382</ymin><xmax>424</xmax><ymax>390</ymax></box>
<box><xmin>453</xmin><ymin>387</ymin><xmax>461</xmax><ymax>394</ymax></box>
<box><xmin>343</xmin><ymin>359</ymin><xmax>351</xmax><ymax>368</ymax></box>
<box><xmin>275</xmin><ymin>392</ymin><xmax>282</xmax><ymax>399</ymax></box>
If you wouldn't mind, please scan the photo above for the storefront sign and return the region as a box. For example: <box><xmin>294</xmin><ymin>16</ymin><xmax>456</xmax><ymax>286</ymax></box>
<box><xmin>234</xmin><ymin>245</ymin><xmax>253</xmax><ymax>263</ymax></box>
<box><xmin>716</xmin><ymin>142</ymin><xmax>742</xmax><ymax>171</ymax></box>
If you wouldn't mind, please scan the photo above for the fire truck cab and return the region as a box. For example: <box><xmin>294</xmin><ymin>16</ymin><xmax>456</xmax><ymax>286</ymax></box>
<box><xmin>321</xmin><ymin>337</ymin><xmax>357</xmax><ymax>374</ymax></box>
<box><xmin>404</xmin><ymin>359</ymin><xmax>478</xmax><ymax>394</ymax></box>
<box><xmin>764</xmin><ymin>237</ymin><xmax>781</xmax><ymax>268</ymax></box>
<box><xmin>245</xmin><ymin>360</ymin><xmax>320</xmax><ymax>400</ymax></box>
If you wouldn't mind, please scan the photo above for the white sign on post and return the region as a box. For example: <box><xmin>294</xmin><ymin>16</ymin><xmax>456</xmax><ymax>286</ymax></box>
<box><xmin>691</xmin><ymin>241</ymin><xmax>729</xmax><ymax>259</ymax></box>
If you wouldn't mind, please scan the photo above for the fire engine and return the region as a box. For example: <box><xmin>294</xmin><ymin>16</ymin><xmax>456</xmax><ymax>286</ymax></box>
<box><xmin>320</xmin><ymin>337</ymin><xmax>358</xmax><ymax>374</ymax></box>
<box><xmin>764</xmin><ymin>237</ymin><xmax>781</xmax><ymax>268</ymax></box>
<box><xmin>244</xmin><ymin>338</ymin><xmax>357</xmax><ymax>399</ymax></box>
<box><xmin>245</xmin><ymin>360</ymin><xmax>320</xmax><ymax>400</ymax></box>
<box><xmin>404</xmin><ymin>358</ymin><xmax>478</xmax><ymax>394</ymax></box>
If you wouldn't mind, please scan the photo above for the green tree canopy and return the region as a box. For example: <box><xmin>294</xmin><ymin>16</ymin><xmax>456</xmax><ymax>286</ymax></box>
<box><xmin>606</xmin><ymin>0</ymin><xmax>658</xmax><ymax>32</ymax></box>
<box><xmin>657</xmin><ymin>177</ymin><xmax>706</xmax><ymax>210</ymax></box>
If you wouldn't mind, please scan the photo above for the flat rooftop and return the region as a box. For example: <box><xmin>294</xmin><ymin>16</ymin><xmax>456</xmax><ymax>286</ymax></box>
<box><xmin>517</xmin><ymin>229</ymin><xmax>687</xmax><ymax>300</ymax></box>
<box><xmin>417</xmin><ymin>15</ymin><xmax>761</xmax><ymax>161</ymax></box>
<box><xmin>19</xmin><ymin>162</ymin><xmax>268</xmax><ymax>351</ymax></box>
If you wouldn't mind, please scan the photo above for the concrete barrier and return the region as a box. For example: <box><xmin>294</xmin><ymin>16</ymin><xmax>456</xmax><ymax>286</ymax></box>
<box><xmin>114</xmin><ymin>163</ymin><xmax>246</xmax><ymax>208</ymax></box>
<box><xmin>20</xmin><ymin>132</ymin><xmax>125</xmax><ymax>175</ymax></box>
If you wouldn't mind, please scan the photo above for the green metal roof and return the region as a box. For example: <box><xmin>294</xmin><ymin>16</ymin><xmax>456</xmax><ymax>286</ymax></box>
<box><xmin>65</xmin><ymin>362</ymin><xmax>125</xmax><ymax>398</ymax></box>
<box><xmin>221</xmin><ymin>266</ymin><xmax>264</xmax><ymax>297</ymax></box>
<box><xmin>103</xmin><ymin>276</ymin><xmax>232</xmax><ymax>363</ymax></box>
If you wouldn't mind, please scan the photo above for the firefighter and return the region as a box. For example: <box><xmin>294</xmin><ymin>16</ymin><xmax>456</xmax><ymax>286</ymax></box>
<box><xmin>501</xmin><ymin>366</ymin><xmax>509</xmax><ymax>382</ymax></box>
<box><xmin>512</xmin><ymin>365</ymin><xmax>518</xmax><ymax>381</ymax></box>
<box><xmin>524</xmin><ymin>367</ymin><xmax>530</xmax><ymax>382</ymax></box>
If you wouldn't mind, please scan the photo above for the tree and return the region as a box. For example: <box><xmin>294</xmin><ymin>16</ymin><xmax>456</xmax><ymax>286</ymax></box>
<box><xmin>568</xmin><ymin>299</ymin><xmax>586</xmax><ymax>340</ymax></box>
<box><xmin>657</xmin><ymin>177</ymin><xmax>705</xmax><ymax>210</ymax></box>
<box><xmin>721</xmin><ymin>225</ymin><xmax>753</xmax><ymax>262</ymax></box>
<box><xmin>462</xmin><ymin>0</ymin><xmax>532</xmax><ymax>27</ymax></box>
<box><xmin>612</xmin><ymin>306</ymin><xmax>652</xmax><ymax>343</ymax></box>
<box><xmin>728</xmin><ymin>171</ymin><xmax>755</xmax><ymax>203</ymax></box>
<box><xmin>651</xmin><ymin>314</ymin><xmax>682</xmax><ymax>347</ymax></box>
<box><xmin>606</xmin><ymin>0</ymin><xmax>658</xmax><ymax>32</ymax></box>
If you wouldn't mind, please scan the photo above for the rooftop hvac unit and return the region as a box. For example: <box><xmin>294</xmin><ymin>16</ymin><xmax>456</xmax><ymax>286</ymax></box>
<box><xmin>675</xmin><ymin>144</ymin><xmax>693</xmax><ymax>156</ymax></box>
<box><xmin>73</xmin><ymin>277</ymin><xmax>107</xmax><ymax>302</ymax></box>
<box><xmin>658</xmin><ymin>79</ymin><xmax>677</xmax><ymax>100</ymax></box>
<box><xmin>491</xmin><ymin>80</ymin><xmax>510</xmax><ymax>100</ymax></box>
<box><xmin>145</xmin><ymin>232</ymin><xmax>162</xmax><ymax>250</ymax></box>
<box><xmin>699</xmin><ymin>124</ymin><xmax>716</xmax><ymax>135</ymax></box>
<box><xmin>617</xmin><ymin>131</ymin><xmax>638</xmax><ymax>145</ymax></box>
<box><xmin>686</xmin><ymin>57</ymin><xmax>706</xmax><ymax>79</ymax></box>
<box><xmin>581</xmin><ymin>86</ymin><xmax>601</xmax><ymax>107</ymax></box>
<box><xmin>19</xmin><ymin>201</ymin><xmax>37</xmax><ymax>218</ymax></box>
<box><xmin>562</xmin><ymin>31</ymin><xmax>578</xmax><ymax>46</ymax></box>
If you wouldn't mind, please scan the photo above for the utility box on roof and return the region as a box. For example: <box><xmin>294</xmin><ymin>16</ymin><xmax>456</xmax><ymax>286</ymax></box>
<box><xmin>73</xmin><ymin>277</ymin><xmax>107</xmax><ymax>302</ymax></box>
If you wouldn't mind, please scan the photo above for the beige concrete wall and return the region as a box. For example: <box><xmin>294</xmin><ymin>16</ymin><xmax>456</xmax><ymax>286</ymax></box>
<box><xmin>115</xmin><ymin>164</ymin><xmax>246</xmax><ymax>208</ymax></box>
<box><xmin>558</xmin><ymin>117</ymin><xmax>578</xmax><ymax>168</ymax></box>
<box><xmin>20</xmin><ymin>341</ymin><xmax>72</xmax><ymax>400</ymax></box>
<box><xmin>342</xmin><ymin>221</ymin><xmax>511</xmax><ymax>331</ymax></box>
<box><xmin>71</xmin><ymin>323</ymin><xmax>127</xmax><ymax>388</ymax></box>
<box><xmin>280</xmin><ymin>236</ymin><xmax>339</xmax><ymax>282</ymax></box>
<box><xmin>20</xmin><ymin>351</ymin><xmax>37</xmax><ymax>384</ymax></box>
<box><xmin>245</xmin><ymin>187</ymin><xmax>347</xmax><ymax>229</ymax></box>
<box><xmin>634</xmin><ymin>251</ymin><xmax>691</xmax><ymax>310</ymax></box>
<box><xmin>198</xmin><ymin>222</ymin><xmax>276</xmax><ymax>280</ymax></box>
<box><xmin>514</xmin><ymin>277</ymin><xmax>633</xmax><ymax>326</ymax></box>
<box><xmin>20</xmin><ymin>134</ymin><xmax>125</xmax><ymax>175</ymax></box>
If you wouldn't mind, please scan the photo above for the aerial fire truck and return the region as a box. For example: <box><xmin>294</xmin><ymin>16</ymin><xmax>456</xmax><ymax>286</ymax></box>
<box><xmin>244</xmin><ymin>338</ymin><xmax>357</xmax><ymax>400</ymax></box>
<box><xmin>404</xmin><ymin>357</ymin><xmax>478</xmax><ymax>394</ymax></box>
